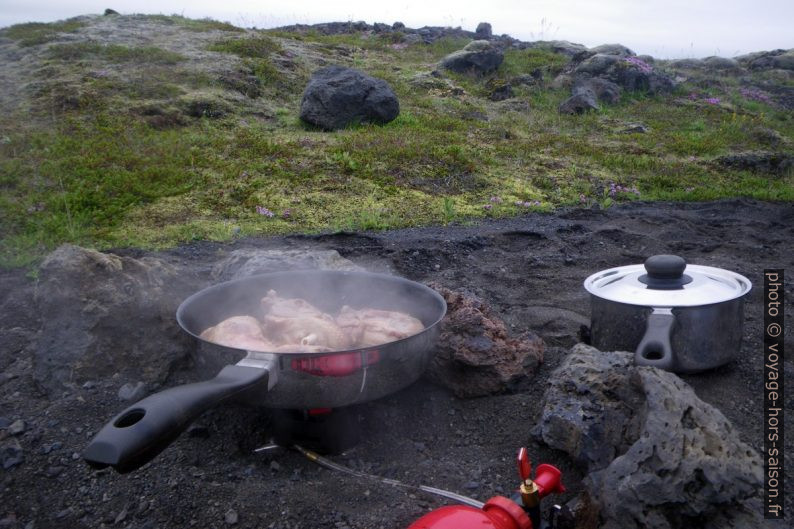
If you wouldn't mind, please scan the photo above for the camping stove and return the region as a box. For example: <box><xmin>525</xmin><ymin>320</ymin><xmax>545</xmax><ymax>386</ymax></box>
<box><xmin>271</xmin><ymin>407</ymin><xmax>360</xmax><ymax>454</ymax></box>
<box><xmin>406</xmin><ymin>447</ymin><xmax>565</xmax><ymax>529</ymax></box>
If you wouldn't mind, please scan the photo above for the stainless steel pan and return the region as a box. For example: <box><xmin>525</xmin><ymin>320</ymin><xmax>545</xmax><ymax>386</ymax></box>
<box><xmin>84</xmin><ymin>270</ymin><xmax>446</xmax><ymax>473</ymax></box>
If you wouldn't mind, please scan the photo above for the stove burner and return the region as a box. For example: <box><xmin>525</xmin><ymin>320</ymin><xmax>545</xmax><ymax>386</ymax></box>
<box><xmin>271</xmin><ymin>407</ymin><xmax>360</xmax><ymax>454</ymax></box>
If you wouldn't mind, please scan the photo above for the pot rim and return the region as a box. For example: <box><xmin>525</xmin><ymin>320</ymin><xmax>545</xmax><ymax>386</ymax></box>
<box><xmin>584</xmin><ymin>263</ymin><xmax>751</xmax><ymax>307</ymax></box>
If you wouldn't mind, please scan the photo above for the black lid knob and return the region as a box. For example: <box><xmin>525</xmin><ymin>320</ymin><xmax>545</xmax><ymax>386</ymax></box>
<box><xmin>639</xmin><ymin>255</ymin><xmax>692</xmax><ymax>289</ymax></box>
<box><xmin>644</xmin><ymin>255</ymin><xmax>686</xmax><ymax>279</ymax></box>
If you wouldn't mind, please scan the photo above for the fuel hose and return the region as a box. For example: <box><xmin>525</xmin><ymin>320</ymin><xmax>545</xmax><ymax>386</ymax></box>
<box><xmin>291</xmin><ymin>444</ymin><xmax>485</xmax><ymax>509</ymax></box>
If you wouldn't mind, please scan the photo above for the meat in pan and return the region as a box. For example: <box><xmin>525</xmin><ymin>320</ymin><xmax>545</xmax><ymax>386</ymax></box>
<box><xmin>201</xmin><ymin>291</ymin><xmax>425</xmax><ymax>352</ymax></box>
<box><xmin>336</xmin><ymin>306</ymin><xmax>425</xmax><ymax>348</ymax></box>
<box><xmin>199</xmin><ymin>315</ymin><xmax>273</xmax><ymax>352</ymax></box>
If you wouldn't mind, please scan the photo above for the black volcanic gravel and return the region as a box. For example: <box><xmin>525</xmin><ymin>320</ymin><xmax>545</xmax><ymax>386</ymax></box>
<box><xmin>0</xmin><ymin>199</ymin><xmax>792</xmax><ymax>528</ymax></box>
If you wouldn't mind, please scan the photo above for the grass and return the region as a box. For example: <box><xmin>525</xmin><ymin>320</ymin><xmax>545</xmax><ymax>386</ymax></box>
<box><xmin>137</xmin><ymin>14</ymin><xmax>243</xmax><ymax>32</ymax></box>
<box><xmin>1</xmin><ymin>16</ymin><xmax>792</xmax><ymax>267</ymax></box>
<box><xmin>48</xmin><ymin>42</ymin><xmax>186</xmax><ymax>64</ymax></box>
<box><xmin>2</xmin><ymin>19</ymin><xmax>86</xmax><ymax>46</ymax></box>
<box><xmin>208</xmin><ymin>36</ymin><xmax>284</xmax><ymax>87</ymax></box>
<box><xmin>208</xmin><ymin>36</ymin><xmax>282</xmax><ymax>57</ymax></box>
<box><xmin>500</xmin><ymin>48</ymin><xmax>570</xmax><ymax>77</ymax></box>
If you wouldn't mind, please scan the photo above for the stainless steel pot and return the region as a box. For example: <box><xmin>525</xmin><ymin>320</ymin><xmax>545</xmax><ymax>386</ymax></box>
<box><xmin>83</xmin><ymin>270</ymin><xmax>446</xmax><ymax>473</ymax></box>
<box><xmin>584</xmin><ymin>255</ymin><xmax>751</xmax><ymax>373</ymax></box>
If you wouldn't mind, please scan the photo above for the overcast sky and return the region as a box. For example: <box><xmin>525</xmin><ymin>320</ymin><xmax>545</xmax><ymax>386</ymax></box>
<box><xmin>1</xmin><ymin>1</ymin><xmax>792</xmax><ymax>59</ymax></box>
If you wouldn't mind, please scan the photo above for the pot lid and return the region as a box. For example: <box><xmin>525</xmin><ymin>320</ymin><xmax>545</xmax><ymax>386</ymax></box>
<box><xmin>584</xmin><ymin>255</ymin><xmax>752</xmax><ymax>307</ymax></box>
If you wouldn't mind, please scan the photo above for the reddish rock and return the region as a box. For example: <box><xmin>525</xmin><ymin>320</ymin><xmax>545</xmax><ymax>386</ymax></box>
<box><xmin>425</xmin><ymin>285</ymin><xmax>543</xmax><ymax>398</ymax></box>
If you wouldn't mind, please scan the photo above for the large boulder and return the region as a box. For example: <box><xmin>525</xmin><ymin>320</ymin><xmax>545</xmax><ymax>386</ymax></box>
<box><xmin>440</xmin><ymin>40</ymin><xmax>504</xmax><ymax>75</ymax></box>
<box><xmin>33</xmin><ymin>245</ymin><xmax>197</xmax><ymax>396</ymax></box>
<box><xmin>558</xmin><ymin>92</ymin><xmax>599</xmax><ymax>114</ymax></box>
<box><xmin>523</xmin><ymin>40</ymin><xmax>588</xmax><ymax>57</ymax></box>
<box><xmin>299</xmin><ymin>66</ymin><xmax>400</xmax><ymax>130</ymax></box>
<box><xmin>475</xmin><ymin>22</ymin><xmax>492</xmax><ymax>40</ymax></box>
<box><xmin>589</xmin><ymin>43</ymin><xmax>635</xmax><ymax>57</ymax></box>
<box><xmin>535</xmin><ymin>344</ymin><xmax>764</xmax><ymax>529</ymax></box>
<box><xmin>668</xmin><ymin>58</ymin><xmax>703</xmax><ymax>69</ymax></box>
<box><xmin>573</xmin><ymin>77</ymin><xmax>622</xmax><ymax>104</ymax></box>
<box><xmin>737</xmin><ymin>49</ymin><xmax>794</xmax><ymax>71</ymax></box>
<box><xmin>424</xmin><ymin>285</ymin><xmax>543</xmax><ymax>398</ymax></box>
<box><xmin>570</xmin><ymin>54</ymin><xmax>675</xmax><ymax>96</ymax></box>
<box><xmin>701</xmin><ymin>56</ymin><xmax>741</xmax><ymax>71</ymax></box>
<box><xmin>211</xmin><ymin>248</ymin><xmax>363</xmax><ymax>281</ymax></box>
<box><xmin>572</xmin><ymin>53</ymin><xmax>620</xmax><ymax>76</ymax></box>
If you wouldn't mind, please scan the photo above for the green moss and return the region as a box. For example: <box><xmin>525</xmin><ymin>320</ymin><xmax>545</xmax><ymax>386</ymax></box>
<box><xmin>136</xmin><ymin>14</ymin><xmax>242</xmax><ymax>32</ymax></box>
<box><xmin>209</xmin><ymin>36</ymin><xmax>282</xmax><ymax>57</ymax></box>
<box><xmin>500</xmin><ymin>48</ymin><xmax>569</xmax><ymax>77</ymax></box>
<box><xmin>48</xmin><ymin>42</ymin><xmax>186</xmax><ymax>64</ymax></box>
<box><xmin>2</xmin><ymin>19</ymin><xmax>85</xmax><ymax>46</ymax></box>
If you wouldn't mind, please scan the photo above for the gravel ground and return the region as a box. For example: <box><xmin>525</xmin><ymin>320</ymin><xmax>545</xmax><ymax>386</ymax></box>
<box><xmin>1</xmin><ymin>198</ymin><xmax>792</xmax><ymax>528</ymax></box>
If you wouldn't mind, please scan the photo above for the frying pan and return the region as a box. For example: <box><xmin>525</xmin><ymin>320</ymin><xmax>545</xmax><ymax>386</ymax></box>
<box><xmin>83</xmin><ymin>270</ymin><xmax>446</xmax><ymax>473</ymax></box>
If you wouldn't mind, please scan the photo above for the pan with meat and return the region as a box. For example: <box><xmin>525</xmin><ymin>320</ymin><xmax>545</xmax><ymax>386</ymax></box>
<box><xmin>83</xmin><ymin>270</ymin><xmax>446</xmax><ymax>473</ymax></box>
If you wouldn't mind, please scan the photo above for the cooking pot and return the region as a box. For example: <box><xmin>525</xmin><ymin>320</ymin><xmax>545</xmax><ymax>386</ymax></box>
<box><xmin>584</xmin><ymin>255</ymin><xmax>751</xmax><ymax>373</ymax></box>
<box><xmin>84</xmin><ymin>270</ymin><xmax>446</xmax><ymax>473</ymax></box>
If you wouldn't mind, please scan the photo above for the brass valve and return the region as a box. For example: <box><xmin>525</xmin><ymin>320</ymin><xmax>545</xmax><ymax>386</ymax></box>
<box><xmin>516</xmin><ymin>446</ymin><xmax>565</xmax><ymax>510</ymax></box>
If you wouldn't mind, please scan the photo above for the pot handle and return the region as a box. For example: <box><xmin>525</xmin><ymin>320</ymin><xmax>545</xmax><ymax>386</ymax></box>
<box><xmin>83</xmin><ymin>365</ymin><xmax>269</xmax><ymax>473</ymax></box>
<box><xmin>634</xmin><ymin>308</ymin><xmax>675</xmax><ymax>371</ymax></box>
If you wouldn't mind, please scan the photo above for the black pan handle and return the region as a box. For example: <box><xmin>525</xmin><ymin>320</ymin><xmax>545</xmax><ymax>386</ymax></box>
<box><xmin>634</xmin><ymin>308</ymin><xmax>675</xmax><ymax>371</ymax></box>
<box><xmin>83</xmin><ymin>365</ymin><xmax>269</xmax><ymax>473</ymax></box>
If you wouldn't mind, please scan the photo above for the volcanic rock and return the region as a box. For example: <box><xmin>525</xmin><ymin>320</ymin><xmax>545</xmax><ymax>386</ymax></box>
<box><xmin>736</xmin><ymin>49</ymin><xmax>794</xmax><ymax>71</ymax></box>
<box><xmin>573</xmin><ymin>53</ymin><xmax>621</xmax><ymax>76</ymax></box>
<box><xmin>1</xmin><ymin>438</ymin><xmax>23</xmax><ymax>469</ymax></box>
<box><xmin>668</xmin><ymin>58</ymin><xmax>703</xmax><ymax>69</ymax></box>
<box><xmin>409</xmin><ymin>71</ymin><xmax>465</xmax><ymax>96</ymax></box>
<box><xmin>439</xmin><ymin>40</ymin><xmax>504</xmax><ymax>76</ymax></box>
<box><xmin>425</xmin><ymin>285</ymin><xmax>543</xmax><ymax>398</ymax></box>
<box><xmin>299</xmin><ymin>66</ymin><xmax>400</xmax><ymax>130</ymax></box>
<box><xmin>522</xmin><ymin>40</ymin><xmax>588</xmax><ymax>57</ymax></box>
<box><xmin>33</xmin><ymin>245</ymin><xmax>196</xmax><ymax>396</ymax></box>
<box><xmin>558</xmin><ymin>93</ymin><xmax>598</xmax><ymax>114</ymax></box>
<box><xmin>714</xmin><ymin>151</ymin><xmax>794</xmax><ymax>175</ymax></box>
<box><xmin>535</xmin><ymin>344</ymin><xmax>764</xmax><ymax>529</ymax></box>
<box><xmin>572</xmin><ymin>77</ymin><xmax>622</xmax><ymax>104</ymax></box>
<box><xmin>702</xmin><ymin>56</ymin><xmax>741</xmax><ymax>70</ymax></box>
<box><xmin>475</xmin><ymin>22</ymin><xmax>492</xmax><ymax>40</ymax></box>
<box><xmin>488</xmin><ymin>83</ymin><xmax>514</xmax><ymax>101</ymax></box>
<box><xmin>117</xmin><ymin>381</ymin><xmax>148</xmax><ymax>401</ymax></box>
<box><xmin>570</xmin><ymin>53</ymin><xmax>675</xmax><ymax>96</ymax></box>
<box><xmin>211</xmin><ymin>249</ymin><xmax>362</xmax><ymax>281</ymax></box>
<box><xmin>589</xmin><ymin>43</ymin><xmax>635</xmax><ymax>57</ymax></box>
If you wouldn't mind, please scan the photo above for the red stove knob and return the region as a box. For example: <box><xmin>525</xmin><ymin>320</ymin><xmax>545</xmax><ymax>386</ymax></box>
<box><xmin>517</xmin><ymin>447</ymin><xmax>532</xmax><ymax>481</ymax></box>
<box><xmin>534</xmin><ymin>464</ymin><xmax>565</xmax><ymax>498</ymax></box>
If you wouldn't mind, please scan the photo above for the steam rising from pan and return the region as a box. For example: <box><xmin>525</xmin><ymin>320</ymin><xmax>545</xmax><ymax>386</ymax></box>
<box><xmin>177</xmin><ymin>270</ymin><xmax>445</xmax><ymax>355</ymax></box>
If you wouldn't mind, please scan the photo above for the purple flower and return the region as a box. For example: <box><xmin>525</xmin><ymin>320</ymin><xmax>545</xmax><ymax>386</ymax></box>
<box><xmin>489</xmin><ymin>196</ymin><xmax>502</xmax><ymax>203</ymax></box>
<box><xmin>624</xmin><ymin>56</ymin><xmax>653</xmax><ymax>74</ymax></box>
<box><xmin>739</xmin><ymin>87</ymin><xmax>771</xmax><ymax>103</ymax></box>
<box><xmin>704</xmin><ymin>97</ymin><xmax>721</xmax><ymax>105</ymax></box>
<box><xmin>282</xmin><ymin>208</ymin><xmax>292</xmax><ymax>219</ymax></box>
<box><xmin>255</xmin><ymin>206</ymin><xmax>274</xmax><ymax>217</ymax></box>
<box><xmin>608</xmin><ymin>183</ymin><xmax>640</xmax><ymax>198</ymax></box>
<box><xmin>688</xmin><ymin>92</ymin><xmax>699</xmax><ymax>101</ymax></box>
<box><xmin>483</xmin><ymin>204</ymin><xmax>493</xmax><ymax>210</ymax></box>
<box><xmin>579</xmin><ymin>193</ymin><xmax>587</xmax><ymax>203</ymax></box>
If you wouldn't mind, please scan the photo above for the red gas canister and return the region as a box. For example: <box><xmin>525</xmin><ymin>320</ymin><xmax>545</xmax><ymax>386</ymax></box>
<box><xmin>407</xmin><ymin>496</ymin><xmax>532</xmax><ymax>529</ymax></box>
<box><xmin>407</xmin><ymin>448</ymin><xmax>565</xmax><ymax>529</ymax></box>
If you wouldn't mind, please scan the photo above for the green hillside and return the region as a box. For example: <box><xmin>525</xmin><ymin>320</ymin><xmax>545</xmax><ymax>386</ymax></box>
<box><xmin>0</xmin><ymin>14</ymin><xmax>792</xmax><ymax>266</ymax></box>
